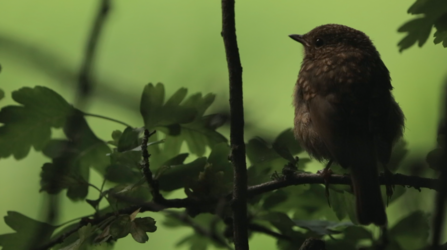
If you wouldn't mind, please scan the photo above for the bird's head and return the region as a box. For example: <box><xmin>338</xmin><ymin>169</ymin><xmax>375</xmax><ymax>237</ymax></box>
<box><xmin>289</xmin><ymin>24</ymin><xmax>377</xmax><ymax>60</ymax></box>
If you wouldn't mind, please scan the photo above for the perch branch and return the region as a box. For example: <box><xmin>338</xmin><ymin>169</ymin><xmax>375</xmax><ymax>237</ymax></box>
<box><xmin>221</xmin><ymin>0</ymin><xmax>249</xmax><ymax>249</ymax></box>
<box><xmin>247</xmin><ymin>173</ymin><xmax>438</xmax><ymax>198</ymax></box>
<box><xmin>36</xmin><ymin>172</ymin><xmax>439</xmax><ymax>250</ymax></box>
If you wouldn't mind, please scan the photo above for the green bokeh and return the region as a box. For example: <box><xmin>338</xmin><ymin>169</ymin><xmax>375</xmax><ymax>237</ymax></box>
<box><xmin>0</xmin><ymin>1</ymin><xmax>445</xmax><ymax>249</ymax></box>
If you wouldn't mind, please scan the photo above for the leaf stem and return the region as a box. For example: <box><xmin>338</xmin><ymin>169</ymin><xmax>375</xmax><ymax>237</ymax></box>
<box><xmin>83</xmin><ymin>112</ymin><xmax>132</xmax><ymax>127</ymax></box>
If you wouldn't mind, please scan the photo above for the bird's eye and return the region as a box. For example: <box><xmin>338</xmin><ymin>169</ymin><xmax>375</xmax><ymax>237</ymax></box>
<box><xmin>315</xmin><ymin>38</ymin><xmax>324</xmax><ymax>47</ymax></box>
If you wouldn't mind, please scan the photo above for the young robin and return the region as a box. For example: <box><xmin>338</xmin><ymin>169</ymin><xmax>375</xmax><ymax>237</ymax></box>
<box><xmin>290</xmin><ymin>24</ymin><xmax>404</xmax><ymax>225</ymax></box>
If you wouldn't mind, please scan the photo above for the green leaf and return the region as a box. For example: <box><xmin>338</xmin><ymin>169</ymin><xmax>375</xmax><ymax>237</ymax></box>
<box><xmin>434</xmin><ymin>30</ymin><xmax>447</xmax><ymax>47</ymax></box>
<box><xmin>140</xmin><ymin>83</ymin><xmax>165</xmax><ymax>129</ymax></box>
<box><xmin>262</xmin><ymin>190</ymin><xmax>289</xmax><ymax>210</ymax></box>
<box><xmin>343</xmin><ymin>226</ymin><xmax>373</xmax><ymax>244</ymax></box>
<box><xmin>105</xmin><ymin>164</ymin><xmax>140</xmax><ymax>183</ymax></box>
<box><xmin>293</xmin><ymin>220</ymin><xmax>353</xmax><ymax>235</ymax></box>
<box><xmin>40</xmin><ymin>113</ymin><xmax>111</xmax><ymax>200</ymax></box>
<box><xmin>117</xmin><ymin>127</ymin><xmax>141</xmax><ymax>152</ymax></box>
<box><xmin>272</xmin><ymin>128</ymin><xmax>303</xmax><ymax>162</ymax></box>
<box><xmin>398</xmin><ymin>0</ymin><xmax>447</xmax><ymax>51</ymax></box>
<box><xmin>139</xmin><ymin>83</ymin><xmax>227</xmax><ymax>159</ymax></box>
<box><xmin>0</xmin><ymin>86</ymin><xmax>73</xmax><ymax>159</ymax></box>
<box><xmin>247</xmin><ymin>137</ymin><xmax>280</xmax><ymax>165</ymax></box>
<box><xmin>59</xmin><ymin>224</ymin><xmax>94</xmax><ymax>250</ymax></box>
<box><xmin>388</xmin><ymin>211</ymin><xmax>429</xmax><ymax>250</ymax></box>
<box><xmin>387</xmin><ymin>139</ymin><xmax>408</xmax><ymax>172</ymax></box>
<box><xmin>134</xmin><ymin>217</ymin><xmax>157</xmax><ymax>232</ymax></box>
<box><xmin>176</xmin><ymin>234</ymin><xmax>207</xmax><ymax>250</ymax></box>
<box><xmin>328</xmin><ymin>189</ymin><xmax>357</xmax><ymax>224</ymax></box>
<box><xmin>397</xmin><ymin>17</ymin><xmax>433</xmax><ymax>52</ymax></box>
<box><xmin>130</xmin><ymin>222</ymin><xmax>148</xmax><ymax>243</ymax></box>
<box><xmin>0</xmin><ymin>211</ymin><xmax>57</xmax><ymax>250</ymax></box>
<box><xmin>49</xmin><ymin>223</ymin><xmax>80</xmax><ymax>249</ymax></box>
<box><xmin>158</xmin><ymin>156</ymin><xmax>207</xmax><ymax>191</ymax></box>
<box><xmin>40</xmin><ymin>160</ymin><xmax>89</xmax><ymax>200</ymax></box>
<box><xmin>0</xmin><ymin>89</ymin><xmax>4</xmax><ymax>101</ymax></box>
<box><xmin>109</xmin><ymin>215</ymin><xmax>131</xmax><ymax>239</ymax></box>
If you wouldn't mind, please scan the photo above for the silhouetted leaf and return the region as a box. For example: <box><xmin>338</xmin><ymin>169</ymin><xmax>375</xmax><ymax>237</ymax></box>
<box><xmin>389</xmin><ymin>211</ymin><xmax>429</xmax><ymax>250</ymax></box>
<box><xmin>343</xmin><ymin>226</ymin><xmax>373</xmax><ymax>244</ymax></box>
<box><xmin>130</xmin><ymin>218</ymin><xmax>156</xmax><ymax>243</ymax></box>
<box><xmin>262</xmin><ymin>190</ymin><xmax>289</xmax><ymax>210</ymax></box>
<box><xmin>0</xmin><ymin>89</ymin><xmax>4</xmax><ymax>101</ymax></box>
<box><xmin>117</xmin><ymin>127</ymin><xmax>141</xmax><ymax>152</ymax></box>
<box><xmin>109</xmin><ymin>215</ymin><xmax>131</xmax><ymax>239</ymax></box>
<box><xmin>176</xmin><ymin>234</ymin><xmax>207</xmax><ymax>250</ymax></box>
<box><xmin>0</xmin><ymin>211</ymin><xmax>57</xmax><ymax>250</ymax></box>
<box><xmin>140</xmin><ymin>83</ymin><xmax>165</xmax><ymax>129</ymax></box>
<box><xmin>43</xmin><ymin>112</ymin><xmax>111</xmax><ymax>175</ymax></box>
<box><xmin>58</xmin><ymin>224</ymin><xmax>95</xmax><ymax>250</ymax></box>
<box><xmin>0</xmin><ymin>86</ymin><xmax>72</xmax><ymax>159</ymax></box>
<box><xmin>140</xmin><ymin>83</ymin><xmax>226</xmax><ymax>158</ymax></box>
<box><xmin>293</xmin><ymin>220</ymin><xmax>353</xmax><ymax>235</ymax></box>
<box><xmin>40</xmin><ymin>160</ymin><xmax>89</xmax><ymax>200</ymax></box>
<box><xmin>50</xmin><ymin>223</ymin><xmax>80</xmax><ymax>249</ymax></box>
<box><xmin>272</xmin><ymin>128</ymin><xmax>303</xmax><ymax>162</ymax></box>
<box><xmin>40</xmin><ymin>113</ymin><xmax>111</xmax><ymax>200</ymax></box>
<box><xmin>328</xmin><ymin>189</ymin><xmax>357</xmax><ymax>224</ymax></box>
<box><xmin>158</xmin><ymin>157</ymin><xmax>207</xmax><ymax>191</ymax></box>
<box><xmin>105</xmin><ymin>164</ymin><xmax>140</xmax><ymax>183</ymax></box>
<box><xmin>398</xmin><ymin>0</ymin><xmax>447</xmax><ymax>51</ymax></box>
<box><xmin>388</xmin><ymin>139</ymin><xmax>408</xmax><ymax>172</ymax></box>
<box><xmin>398</xmin><ymin>17</ymin><xmax>433</xmax><ymax>52</ymax></box>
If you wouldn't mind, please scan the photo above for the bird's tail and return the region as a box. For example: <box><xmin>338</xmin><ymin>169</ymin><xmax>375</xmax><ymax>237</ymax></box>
<box><xmin>348</xmin><ymin>141</ymin><xmax>387</xmax><ymax>226</ymax></box>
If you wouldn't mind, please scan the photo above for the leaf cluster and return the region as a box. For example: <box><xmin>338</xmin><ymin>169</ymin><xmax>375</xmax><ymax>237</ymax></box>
<box><xmin>398</xmin><ymin>0</ymin><xmax>447</xmax><ymax>51</ymax></box>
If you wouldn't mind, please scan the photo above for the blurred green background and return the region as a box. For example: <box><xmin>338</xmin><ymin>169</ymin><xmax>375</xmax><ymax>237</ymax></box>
<box><xmin>0</xmin><ymin>0</ymin><xmax>446</xmax><ymax>249</ymax></box>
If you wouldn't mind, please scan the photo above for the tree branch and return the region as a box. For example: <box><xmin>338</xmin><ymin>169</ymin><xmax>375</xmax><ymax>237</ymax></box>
<box><xmin>247</xmin><ymin>173</ymin><xmax>438</xmax><ymax>198</ymax></box>
<box><xmin>221</xmin><ymin>0</ymin><xmax>248</xmax><ymax>249</ymax></box>
<box><xmin>77</xmin><ymin>0</ymin><xmax>111</xmax><ymax>98</ymax></box>
<box><xmin>140</xmin><ymin>129</ymin><xmax>163</xmax><ymax>202</ymax></box>
<box><xmin>36</xmin><ymin>172</ymin><xmax>439</xmax><ymax>249</ymax></box>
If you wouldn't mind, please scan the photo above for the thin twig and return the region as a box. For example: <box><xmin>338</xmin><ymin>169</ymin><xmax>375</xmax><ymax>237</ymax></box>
<box><xmin>83</xmin><ymin>112</ymin><xmax>132</xmax><ymax>127</ymax></box>
<box><xmin>221</xmin><ymin>0</ymin><xmax>248</xmax><ymax>249</ymax></box>
<box><xmin>166</xmin><ymin>211</ymin><xmax>233</xmax><ymax>250</ymax></box>
<box><xmin>248</xmin><ymin>223</ymin><xmax>291</xmax><ymax>241</ymax></box>
<box><xmin>140</xmin><ymin>129</ymin><xmax>163</xmax><ymax>202</ymax></box>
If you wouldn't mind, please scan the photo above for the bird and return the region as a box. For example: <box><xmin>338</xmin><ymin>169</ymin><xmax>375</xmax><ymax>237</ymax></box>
<box><xmin>289</xmin><ymin>24</ymin><xmax>404</xmax><ymax>226</ymax></box>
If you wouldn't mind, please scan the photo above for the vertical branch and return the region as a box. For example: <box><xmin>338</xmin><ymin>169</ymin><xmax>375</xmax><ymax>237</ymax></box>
<box><xmin>431</xmin><ymin>83</ymin><xmax>447</xmax><ymax>249</ymax></box>
<box><xmin>140</xmin><ymin>129</ymin><xmax>163</xmax><ymax>202</ymax></box>
<box><xmin>77</xmin><ymin>0</ymin><xmax>111</xmax><ymax>98</ymax></box>
<box><xmin>221</xmin><ymin>0</ymin><xmax>249</xmax><ymax>250</ymax></box>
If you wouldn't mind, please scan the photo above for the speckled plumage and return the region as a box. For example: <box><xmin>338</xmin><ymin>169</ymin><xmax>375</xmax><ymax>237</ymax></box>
<box><xmin>290</xmin><ymin>24</ymin><xmax>404</xmax><ymax>226</ymax></box>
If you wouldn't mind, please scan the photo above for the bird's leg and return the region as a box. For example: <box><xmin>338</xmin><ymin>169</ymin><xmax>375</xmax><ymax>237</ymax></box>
<box><xmin>317</xmin><ymin>159</ymin><xmax>333</xmax><ymax>206</ymax></box>
<box><xmin>383</xmin><ymin>165</ymin><xmax>394</xmax><ymax>205</ymax></box>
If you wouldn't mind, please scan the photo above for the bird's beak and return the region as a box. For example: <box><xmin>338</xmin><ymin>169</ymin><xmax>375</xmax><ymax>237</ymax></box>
<box><xmin>289</xmin><ymin>34</ymin><xmax>306</xmax><ymax>46</ymax></box>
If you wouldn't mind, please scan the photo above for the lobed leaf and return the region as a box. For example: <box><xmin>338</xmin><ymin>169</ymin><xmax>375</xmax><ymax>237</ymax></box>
<box><xmin>0</xmin><ymin>86</ymin><xmax>73</xmax><ymax>159</ymax></box>
<box><xmin>0</xmin><ymin>211</ymin><xmax>57</xmax><ymax>250</ymax></box>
